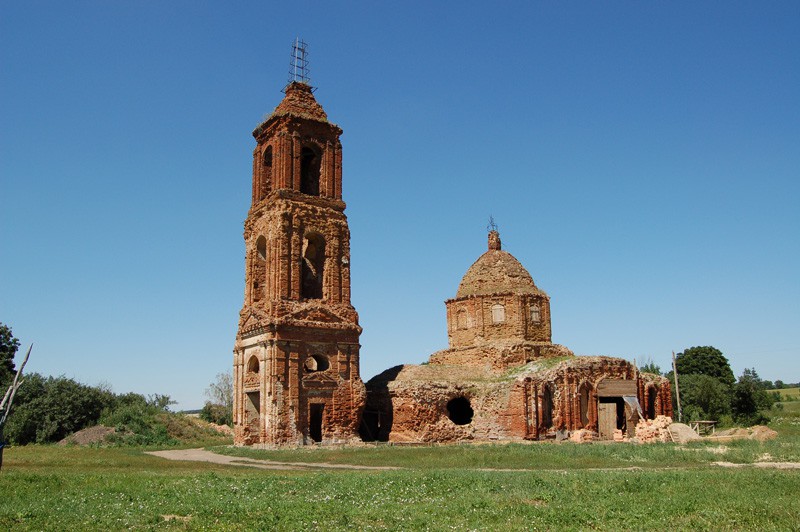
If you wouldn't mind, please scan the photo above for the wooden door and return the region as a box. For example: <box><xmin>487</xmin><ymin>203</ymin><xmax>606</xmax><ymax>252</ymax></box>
<box><xmin>598</xmin><ymin>403</ymin><xmax>616</xmax><ymax>440</ymax></box>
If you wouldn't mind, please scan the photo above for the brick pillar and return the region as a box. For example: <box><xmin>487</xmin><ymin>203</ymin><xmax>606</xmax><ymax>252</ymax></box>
<box><xmin>334</xmin><ymin>141</ymin><xmax>342</xmax><ymax>199</ymax></box>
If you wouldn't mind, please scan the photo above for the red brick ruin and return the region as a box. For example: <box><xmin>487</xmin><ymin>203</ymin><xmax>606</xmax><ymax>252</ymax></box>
<box><xmin>233</xmin><ymin>75</ymin><xmax>671</xmax><ymax>446</ymax></box>
<box><xmin>233</xmin><ymin>81</ymin><xmax>365</xmax><ymax>445</ymax></box>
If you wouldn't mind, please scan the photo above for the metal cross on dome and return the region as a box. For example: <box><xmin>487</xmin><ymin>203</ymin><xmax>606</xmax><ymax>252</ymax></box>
<box><xmin>487</xmin><ymin>216</ymin><xmax>498</xmax><ymax>233</ymax></box>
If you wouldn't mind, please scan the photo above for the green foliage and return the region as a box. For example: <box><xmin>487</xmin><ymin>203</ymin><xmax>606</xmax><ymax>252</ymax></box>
<box><xmin>4</xmin><ymin>373</ymin><xmax>116</xmax><ymax>444</ymax></box>
<box><xmin>732</xmin><ymin>368</ymin><xmax>774</xmax><ymax>425</ymax></box>
<box><xmin>4</xmin><ymin>374</ymin><xmax>198</xmax><ymax>447</ymax></box>
<box><xmin>99</xmin><ymin>394</ymin><xmax>174</xmax><ymax>446</ymax></box>
<box><xmin>671</xmin><ymin>373</ymin><xmax>731</xmax><ymax>421</ymax></box>
<box><xmin>0</xmin><ymin>322</ymin><xmax>20</xmax><ymax>387</ymax></box>
<box><xmin>204</xmin><ymin>372</ymin><xmax>233</xmax><ymax>411</ymax></box>
<box><xmin>200</xmin><ymin>372</ymin><xmax>233</xmax><ymax>427</ymax></box>
<box><xmin>199</xmin><ymin>401</ymin><xmax>232</xmax><ymax>426</ymax></box>
<box><xmin>675</xmin><ymin>346</ymin><xmax>736</xmax><ymax>386</ymax></box>
<box><xmin>639</xmin><ymin>357</ymin><xmax>661</xmax><ymax>375</ymax></box>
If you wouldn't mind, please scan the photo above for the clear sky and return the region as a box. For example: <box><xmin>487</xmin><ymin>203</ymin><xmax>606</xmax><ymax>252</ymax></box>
<box><xmin>2</xmin><ymin>2</ymin><xmax>798</xmax><ymax>409</ymax></box>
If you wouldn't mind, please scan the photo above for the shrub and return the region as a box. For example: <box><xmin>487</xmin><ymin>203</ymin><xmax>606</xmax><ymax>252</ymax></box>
<box><xmin>199</xmin><ymin>401</ymin><xmax>232</xmax><ymax>426</ymax></box>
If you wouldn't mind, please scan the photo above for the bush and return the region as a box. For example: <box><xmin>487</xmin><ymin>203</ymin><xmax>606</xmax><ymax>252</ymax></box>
<box><xmin>4</xmin><ymin>373</ymin><xmax>116</xmax><ymax>445</ymax></box>
<box><xmin>99</xmin><ymin>393</ymin><xmax>177</xmax><ymax>446</ymax></box>
<box><xmin>199</xmin><ymin>401</ymin><xmax>232</xmax><ymax>426</ymax></box>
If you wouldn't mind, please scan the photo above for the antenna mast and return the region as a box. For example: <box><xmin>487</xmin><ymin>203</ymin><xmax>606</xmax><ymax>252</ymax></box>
<box><xmin>288</xmin><ymin>37</ymin><xmax>311</xmax><ymax>87</ymax></box>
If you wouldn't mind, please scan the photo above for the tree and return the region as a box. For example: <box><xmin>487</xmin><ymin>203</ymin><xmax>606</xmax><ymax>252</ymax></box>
<box><xmin>201</xmin><ymin>372</ymin><xmax>233</xmax><ymax>426</ymax></box>
<box><xmin>0</xmin><ymin>323</ymin><xmax>19</xmax><ymax>387</ymax></box>
<box><xmin>200</xmin><ymin>373</ymin><xmax>233</xmax><ymax>425</ymax></box>
<box><xmin>640</xmin><ymin>357</ymin><xmax>661</xmax><ymax>375</ymax></box>
<box><xmin>732</xmin><ymin>368</ymin><xmax>774</xmax><ymax>425</ymax></box>
<box><xmin>675</xmin><ymin>346</ymin><xmax>736</xmax><ymax>387</ymax></box>
<box><xmin>4</xmin><ymin>373</ymin><xmax>116</xmax><ymax>445</ymax></box>
<box><xmin>205</xmin><ymin>372</ymin><xmax>233</xmax><ymax>411</ymax></box>
<box><xmin>672</xmin><ymin>374</ymin><xmax>731</xmax><ymax>421</ymax></box>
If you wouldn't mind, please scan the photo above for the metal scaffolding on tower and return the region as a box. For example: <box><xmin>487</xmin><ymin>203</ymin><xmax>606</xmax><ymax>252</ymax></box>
<box><xmin>288</xmin><ymin>37</ymin><xmax>311</xmax><ymax>87</ymax></box>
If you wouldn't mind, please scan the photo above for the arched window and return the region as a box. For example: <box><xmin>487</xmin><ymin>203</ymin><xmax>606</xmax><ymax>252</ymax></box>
<box><xmin>247</xmin><ymin>356</ymin><xmax>259</xmax><ymax>374</ymax></box>
<box><xmin>530</xmin><ymin>304</ymin><xmax>540</xmax><ymax>323</ymax></box>
<box><xmin>301</xmin><ymin>233</ymin><xmax>325</xmax><ymax>299</ymax></box>
<box><xmin>300</xmin><ymin>145</ymin><xmax>321</xmax><ymax>196</ymax></box>
<box><xmin>260</xmin><ymin>146</ymin><xmax>272</xmax><ymax>199</ymax></box>
<box><xmin>491</xmin><ymin>304</ymin><xmax>505</xmax><ymax>324</ymax></box>
<box><xmin>256</xmin><ymin>236</ymin><xmax>267</xmax><ymax>260</ymax></box>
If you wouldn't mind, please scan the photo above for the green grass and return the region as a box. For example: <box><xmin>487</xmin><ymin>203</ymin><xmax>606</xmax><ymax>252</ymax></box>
<box><xmin>775</xmin><ymin>387</ymin><xmax>800</xmax><ymax>401</ymax></box>
<box><xmin>213</xmin><ymin>435</ymin><xmax>800</xmax><ymax>470</ymax></box>
<box><xmin>1</xmin><ymin>421</ymin><xmax>799</xmax><ymax>530</ymax></box>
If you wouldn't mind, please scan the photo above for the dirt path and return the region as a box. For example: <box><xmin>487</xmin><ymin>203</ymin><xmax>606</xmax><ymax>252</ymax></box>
<box><xmin>145</xmin><ymin>448</ymin><xmax>400</xmax><ymax>471</ymax></box>
<box><xmin>146</xmin><ymin>448</ymin><xmax>800</xmax><ymax>472</ymax></box>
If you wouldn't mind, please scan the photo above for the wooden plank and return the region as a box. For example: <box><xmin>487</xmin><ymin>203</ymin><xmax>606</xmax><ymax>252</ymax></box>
<box><xmin>597</xmin><ymin>379</ymin><xmax>637</xmax><ymax>397</ymax></box>
<box><xmin>598</xmin><ymin>403</ymin><xmax>616</xmax><ymax>440</ymax></box>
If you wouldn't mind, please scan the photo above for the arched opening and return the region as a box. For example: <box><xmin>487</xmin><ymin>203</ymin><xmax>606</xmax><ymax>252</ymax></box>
<box><xmin>447</xmin><ymin>396</ymin><xmax>473</xmax><ymax>425</ymax></box>
<box><xmin>301</xmin><ymin>233</ymin><xmax>325</xmax><ymax>299</ymax></box>
<box><xmin>300</xmin><ymin>145</ymin><xmax>321</xmax><ymax>196</ymax></box>
<box><xmin>304</xmin><ymin>354</ymin><xmax>330</xmax><ymax>373</ymax></box>
<box><xmin>260</xmin><ymin>146</ymin><xmax>272</xmax><ymax>199</ymax></box>
<box><xmin>647</xmin><ymin>386</ymin><xmax>658</xmax><ymax>419</ymax></box>
<box><xmin>247</xmin><ymin>356</ymin><xmax>259</xmax><ymax>374</ymax></box>
<box><xmin>256</xmin><ymin>236</ymin><xmax>267</xmax><ymax>260</ymax></box>
<box><xmin>541</xmin><ymin>384</ymin><xmax>554</xmax><ymax>430</ymax></box>
<box><xmin>491</xmin><ymin>304</ymin><xmax>505</xmax><ymax>324</ymax></box>
<box><xmin>579</xmin><ymin>382</ymin><xmax>591</xmax><ymax>427</ymax></box>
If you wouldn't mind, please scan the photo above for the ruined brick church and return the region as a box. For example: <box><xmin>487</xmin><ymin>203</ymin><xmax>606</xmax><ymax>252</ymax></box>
<box><xmin>233</xmin><ymin>68</ymin><xmax>671</xmax><ymax>446</ymax></box>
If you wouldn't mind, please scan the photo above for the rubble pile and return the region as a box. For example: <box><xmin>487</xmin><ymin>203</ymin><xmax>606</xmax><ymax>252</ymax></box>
<box><xmin>635</xmin><ymin>415</ymin><xmax>673</xmax><ymax>443</ymax></box>
<box><xmin>569</xmin><ymin>429</ymin><xmax>597</xmax><ymax>443</ymax></box>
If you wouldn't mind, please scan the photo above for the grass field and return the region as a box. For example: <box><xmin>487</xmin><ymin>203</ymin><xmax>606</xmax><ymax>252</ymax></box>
<box><xmin>1</xmin><ymin>415</ymin><xmax>798</xmax><ymax>530</ymax></box>
<box><xmin>775</xmin><ymin>387</ymin><xmax>800</xmax><ymax>401</ymax></box>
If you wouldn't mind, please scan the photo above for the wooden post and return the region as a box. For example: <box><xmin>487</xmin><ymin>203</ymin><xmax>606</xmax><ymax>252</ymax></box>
<box><xmin>672</xmin><ymin>350</ymin><xmax>682</xmax><ymax>423</ymax></box>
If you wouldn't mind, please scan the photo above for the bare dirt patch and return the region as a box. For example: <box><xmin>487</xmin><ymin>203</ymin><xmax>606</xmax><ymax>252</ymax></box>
<box><xmin>58</xmin><ymin>425</ymin><xmax>115</xmax><ymax>446</ymax></box>
<box><xmin>712</xmin><ymin>461</ymin><xmax>800</xmax><ymax>470</ymax></box>
<box><xmin>145</xmin><ymin>448</ymin><xmax>400</xmax><ymax>471</ymax></box>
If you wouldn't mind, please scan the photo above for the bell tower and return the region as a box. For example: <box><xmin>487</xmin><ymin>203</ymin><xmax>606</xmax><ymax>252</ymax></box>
<box><xmin>233</xmin><ymin>41</ymin><xmax>365</xmax><ymax>445</ymax></box>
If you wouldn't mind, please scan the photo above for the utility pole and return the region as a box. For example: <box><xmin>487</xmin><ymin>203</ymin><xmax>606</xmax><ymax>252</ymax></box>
<box><xmin>672</xmin><ymin>350</ymin><xmax>682</xmax><ymax>423</ymax></box>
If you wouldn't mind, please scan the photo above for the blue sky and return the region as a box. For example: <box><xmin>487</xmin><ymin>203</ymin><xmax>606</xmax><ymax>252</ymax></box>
<box><xmin>2</xmin><ymin>2</ymin><xmax>798</xmax><ymax>409</ymax></box>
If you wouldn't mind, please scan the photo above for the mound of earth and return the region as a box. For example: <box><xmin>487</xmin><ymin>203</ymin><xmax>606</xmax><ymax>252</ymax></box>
<box><xmin>668</xmin><ymin>423</ymin><xmax>702</xmax><ymax>443</ymax></box>
<box><xmin>714</xmin><ymin>425</ymin><xmax>778</xmax><ymax>441</ymax></box>
<box><xmin>58</xmin><ymin>425</ymin><xmax>116</xmax><ymax>446</ymax></box>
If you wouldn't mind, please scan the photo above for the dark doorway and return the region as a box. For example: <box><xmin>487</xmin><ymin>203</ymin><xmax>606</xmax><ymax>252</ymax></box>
<box><xmin>446</xmin><ymin>396</ymin><xmax>473</xmax><ymax>425</ymax></box>
<box><xmin>309</xmin><ymin>404</ymin><xmax>324</xmax><ymax>443</ymax></box>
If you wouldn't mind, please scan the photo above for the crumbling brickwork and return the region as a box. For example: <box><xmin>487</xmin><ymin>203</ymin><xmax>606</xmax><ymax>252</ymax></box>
<box><xmin>233</xmin><ymin>82</ymin><xmax>365</xmax><ymax>446</ymax></box>
<box><xmin>364</xmin><ymin>231</ymin><xmax>672</xmax><ymax>443</ymax></box>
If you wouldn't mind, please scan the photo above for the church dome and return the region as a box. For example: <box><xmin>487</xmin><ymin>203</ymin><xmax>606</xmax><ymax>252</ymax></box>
<box><xmin>455</xmin><ymin>231</ymin><xmax>543</xmax><ymax>298</ymax></box>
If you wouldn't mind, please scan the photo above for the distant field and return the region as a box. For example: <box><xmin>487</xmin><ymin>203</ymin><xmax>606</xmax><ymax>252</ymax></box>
<box><xmin>2</xmin><ymin>418</ymin><xmax>799</xmax><ymax>530</ymax></box>
<box><xmin>776</xmin><ymin>387</ymin><xmax>800</xmax><ymax>401</ymax></box>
